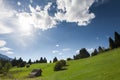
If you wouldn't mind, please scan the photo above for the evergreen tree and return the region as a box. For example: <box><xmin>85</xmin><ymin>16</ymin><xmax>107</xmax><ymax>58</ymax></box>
<box><xmin>79</xmin><ymin>48</ymin><xmax>90</xmax><ymax>58</ymax></box>
<box><xmin>114</xmin><ymin>32</ymin><xmax>120</xmax><ymax>47</ymax></box>
<box><xmin>40</xmin><ymin>57</ymin><xmax>44</xmax><ymax>63</ymax></box>
<box><xmin>11</xmin><ymin>57</ymin><xmax>17</xmax><ymax>66</ymax></box>
<box><xmin>98</xmin><ymin>46</ymin><xmax>104</xmax><ymax>53</ymax></box>
<box><xmin>28</xmin><ymin>59</ymin><xmax>32</xmax><ymax>65</ymax></box>
<box><xmin>53</xmin><ymin>57</ymin><xmax>58</xmax><ymax>63</ymax></box>
<box><xmin>43</xmin><ymin>57</ymin><xmax>47</xmax><ymax>63</ymax></box>
<box><xmin>109</xmin><ymin>37</ymin><xmax>116</xmax><ymax>49</ymax></box>
<box><xmin>91</xmin><ymin>49</ymin><xmax>98</xmax><ymax>56</ymax></box>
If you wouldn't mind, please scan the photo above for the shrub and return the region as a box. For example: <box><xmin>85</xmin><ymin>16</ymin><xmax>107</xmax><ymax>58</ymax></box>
<box><xmin>67</xmin><ymin>58</ymin><xmax>72</xmax><ymax>61</ymax></box>
<box><xmin>26</xmin><ymin>64</ymin><xmax>30</xmax><ymax>68</ymax></box>
<box><xmin>54</xmin><ymin>60</ymin><xmax>66</xmax><ymax>71</ymax></box>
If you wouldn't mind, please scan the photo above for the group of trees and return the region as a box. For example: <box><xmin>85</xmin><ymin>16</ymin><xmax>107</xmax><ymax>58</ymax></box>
<box><xmin>11</xmin><ymin>57</ymin><xmax>26</xmax><ymax>67</ymax></box>
<box><xmin>73</xmin><ymin>48</ymin><xmax>90</xmax><ymax>60</ymax></box>
<box><xmin>109</xmin><ymin>32</ymin><xmax>120</xmax><ymax>49</ymax></box>
<box><xmin>0</xmin><ymin>59</ymin><xmax>12</xmax><ymax>74</ymax></box>
<box><xmin>34</xmin><ymin>57</ymin><xmax>47</xmax><ymax>64</ymax></box>
<box><xmin>11</xmin><ymin>57</ymin><xmax>48</xmax><ymax>68</ymax></box>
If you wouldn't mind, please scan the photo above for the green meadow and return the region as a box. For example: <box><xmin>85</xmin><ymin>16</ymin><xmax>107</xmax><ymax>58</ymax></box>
<box><xmin>1</xmin><ymin>48</ymin><xmax>120</xmax><ymax>80</ymax></box>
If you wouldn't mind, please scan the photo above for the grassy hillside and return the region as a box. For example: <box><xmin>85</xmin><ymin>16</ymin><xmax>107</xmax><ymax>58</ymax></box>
<box><xmin>1</xmin><ymin>48</ymin><xmax>120</xmax><ymax>80</ymax></box>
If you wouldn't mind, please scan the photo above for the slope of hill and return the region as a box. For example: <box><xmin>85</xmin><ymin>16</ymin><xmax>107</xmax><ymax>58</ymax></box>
<box><xmin>2</xmin><ymin>48</ymin><xmax>120</xmax><ymax>80</ymax></box>
<box><xmin>0</xmin><ymin>53</ymin><xmax>12</xmax><ymax>60</ymax></box>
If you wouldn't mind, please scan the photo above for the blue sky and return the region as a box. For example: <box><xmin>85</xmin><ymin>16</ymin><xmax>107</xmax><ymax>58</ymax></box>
<box><xmin>0</xmin><ymin>0</ymin><xmax>120</xmax><ymax>61</ymax></box>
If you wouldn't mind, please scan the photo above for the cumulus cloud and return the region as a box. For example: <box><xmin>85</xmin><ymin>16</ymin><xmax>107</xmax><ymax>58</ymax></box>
<box><xmin>0</xmin><ymin>0</ymin><xmax>96</xmax><ymax>36</ymax></box>
<box><xmin>0</xmin><ymin>40</ymin><xmax>6</xmax><ymax>47</ymax></box>
<box><xmin>76</xmin><ymin>49</ymin><xmax>79</xmax><ymax>54</ymax></box>
<box><xmin>55</xmin><ymin>0</ymin><xmax>95</xmax><ymax>26</ymax></box>
<box><xmin>0</xmin><ymin>40</ymin><xmax>14</xmax><ymax>54</ymax></box>
<box><xmin>0</xmin><ymin>47</ymin><xmax>12</xmax><ymax>52</ymax></box>
<box><xmin>87</xmin><ymin>48</ymin><xmax>94</xmax><ymax>53</ymax></box>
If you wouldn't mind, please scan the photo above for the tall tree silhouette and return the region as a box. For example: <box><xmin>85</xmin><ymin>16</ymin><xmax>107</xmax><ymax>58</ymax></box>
<box><xmin>53</xmin><ymin>57</ymin><xmax>58</xmax><ymax>63</ymax></box>
<box><xmin>114</xmin><ymin>32</ymin><xmax>120</xmax><ymax>47</ymax></box>
<box><xmin>109</xmin><ymin>37</ymin><xmax>116</xmax><ymax>49</ymax></box>
<box><xmin>91</xmin><ymin>49</ymin><xmax>98</xmax><ymax>56</ymax></box>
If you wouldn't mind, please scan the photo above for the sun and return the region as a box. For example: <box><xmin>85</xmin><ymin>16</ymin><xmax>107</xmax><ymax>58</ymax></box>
<box><xmin>18</xmin><ymin>13</ymin><xmax>34</xmax><ymax>36</ymax></box>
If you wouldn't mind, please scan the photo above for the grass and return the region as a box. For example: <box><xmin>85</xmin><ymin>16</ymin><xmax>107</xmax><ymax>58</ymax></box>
<box><xmin>1</xmin><ymin>48</ymin><xmax>120</xmax><ymax>80</ymax></box>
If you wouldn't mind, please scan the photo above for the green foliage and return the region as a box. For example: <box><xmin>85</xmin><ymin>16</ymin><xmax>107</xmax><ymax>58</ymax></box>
<box><xmin>0</xmin><ymin>60</ymin><xmax>12</xmax><ymax>74</ymax></box>
<box><xmin>91</xmin><ymin>49</ymin><xmax>98</xmax><ymax>56</ymax></box>
<box><xmin>28</xmin><ymin>59</ymin><xmax>32</xmax><ymax>65</ymax></box>
<box><xmin>54</xmin><ymin>60</ymin><xmax>66</xmax><ymax>71</ymax></box>
<box><xmin>26</xmin><ymin>64</ymin><xmax>30</xmax><ymax>68</ymax></box>
<box><xmin>67</xmin><ymin>58</ymin><xmax>72</xmax><ymax>61</ymax></box>
<box><xmin>53</xmin><ymin>57</ymin><xmax>58</xmax><ymax>63</ymax></box>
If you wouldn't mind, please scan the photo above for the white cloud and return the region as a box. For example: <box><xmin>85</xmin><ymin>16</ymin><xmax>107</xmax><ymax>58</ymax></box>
<box><xmin>62</xmin><ymin>48</ymin><xmax>70</xmax><ymax>51</ymax></box>
<box><xmin>27</xmin><ymin>3</ymin><xmax>57</xmax><ymax>30</ymax></box>
<box><xmin>17</xmin><ymin>2</ymin><xmax>21</xmax><ymax>6</ymax></box>
<box><xmin>56</xmin><ymin>44</ymin><xmax>60</xmax><ymax>47</ymax></box>
<box><xmin>6</xmin><ymin>51</ymin><xmax>14</xmax><ymax>54</ymax></box>
<box><xmin>52</xmin><ymin>50</ymin><xmax>59</xmax><ymax>54</ymax></box>
<box><xmin>0</xmin><ymin>0</ymin><xmax>96</xmax><ymax>36</ymax></box>
<box><xmin>0</xmin><ymin>40</ymin><xmax>6</xmax><ymax>47</ymax></box>
<box><xmin>0</xmin><ymin>47</ymin><xmax>12</xmax><ymax>52</ymax></box>
<box><xmin>76</xmin><ymin>49</ymin><xmax>79</xmax><ymax>54</ymax></box>
<box><xmin>55</xmin><ymin>0</ymin><xmax>95</xmax><ymax>26</ymax></box>
<box><xmin>87</xmin><ymin>48</ymin><xmax>94</xmax><ymax>53</ymax></box>
<box><xmin>58</xmin><ymin>53</ymin><xmax>63</xmax><ymax>55</ymax></box>
<box><xmin>0</xmin><ymin>40</ymin><xmax>14</xmax><ymax>55</ymax></box>
<box><xmin>0</xmin><ymin>23</ymin><xmax>13</xmax><ymax>34</ymax></box>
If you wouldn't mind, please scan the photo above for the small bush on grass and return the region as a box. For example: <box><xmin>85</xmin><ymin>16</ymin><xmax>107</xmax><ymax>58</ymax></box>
<box><xmin>54</xmin><ymin>60</ymin><xmax>66</xmax><ymax>71</ymax></box>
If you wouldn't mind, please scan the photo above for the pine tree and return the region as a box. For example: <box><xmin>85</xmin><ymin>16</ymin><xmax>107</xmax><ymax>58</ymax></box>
<box><xmin>43</xmin><ymin>57</ymin><xmax>47</xmax><ymax>63</ymax></box>
<box><xmin>53</xmin><ymin>57</ymin><xmax>58</xmax><ymax>63</ymax></box>
<box><xmin>40</xmin><ymin>57</ymin><xmax>44</xmax><ymax>63</ymax></box>
<box><xmin>91</xmin><ymin>49</ymin><xmax>98</xmax><ymax>56</ymax></box>
<box><xmin>28</xmin><ymin>59</ymin><xmax>32</xmax><ymax>65</ymax></box>
<box><xmin>98</xmin><ymin>46</ymin><xmax>104</xmax><ymax>53</ymax></box>
<box><xmin>114</xmin><ymin>32</ymin><xmax>120</xmax><ymax>47</ymax></box>
<box><xmin>109</xmin><ymin>37</ymin><xmax>116</xmax><ymax>49</ymax></box>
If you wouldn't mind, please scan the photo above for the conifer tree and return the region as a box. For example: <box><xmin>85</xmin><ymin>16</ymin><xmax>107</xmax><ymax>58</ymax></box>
<box><xmin>109</xmin><ymin>37</ymin><xmax>116</xmax><ymax>49</ymax></box>
<box><xmin>114</xmin><ymin>32</ymin><xmax>120</xmax><ymax>47</ymax></box>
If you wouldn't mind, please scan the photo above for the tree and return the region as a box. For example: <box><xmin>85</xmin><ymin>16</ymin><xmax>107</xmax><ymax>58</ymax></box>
<box><xmin>109</xmin><ymin>37</ymin><xmax>116</xmax><ymax>49</ymax></box>
<box><xmin>114</xmin><ymin>32</ymin><xmax>120</xmax><ymax>47</ymax></box>
<box><xmin>67</xmin><ymin>58</ymin><xmax>72</xmax><ymax>61</ymax></box>
<box><xmin>98</xmin><ymin>46</ymin><xmax>104</xmax><ymax>53</ymax></box>
<box><xmin>43</xmin><ymin>57</ymin><xmax>47</xmax><ymax>63</ymax></box>
<box><xmin>53</xmin><ymin>57</ymin><xmax>58</xmax><ymax>63</ymax></box>
<box><xmin>79</xmin><ymin>48</ymin><xmax>90</xmax><ymax>58</ymax></box>
<box><xmin>4</xmin><ymin>62</ymin><xmax>12</xmax><ymax>72</ymax></box>
<box><xmin>40</xmin><ymin>57</ymin><xmax>44</xmax><ymax>63</ymax></box>
<box><xmin>11</xmin><ymin>57</ymin><xmax>17</xmax><ymax>67</ymax></box>
<box><xmin>91</xmin><ymin>49</ymin><xmax>98</xmax><ymax>56</ymax></box>
<box><xmin>28</xmin><ymin>59</ymin><xmax>32</xmax><ymax>65</ymax></box>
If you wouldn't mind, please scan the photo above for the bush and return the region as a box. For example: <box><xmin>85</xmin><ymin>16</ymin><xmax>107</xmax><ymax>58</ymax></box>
<box><xmin>54</xmin><ymin>60</ymin><xmax>66</xmax><ymax>71</ymax></box>
<box><xmin>26</xmin><ymin>64</ymin><xmax>30</xmax><ymax>68</ymax></box>
<box><xmin>60</xmin><ymin>60</ymin><xmax>66</xmax><ymax>66</ymax></box>
<box><xmin>67</xmin><ymin>58</ymin><xmax>72</xmax><ymax>61</ymax></box>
